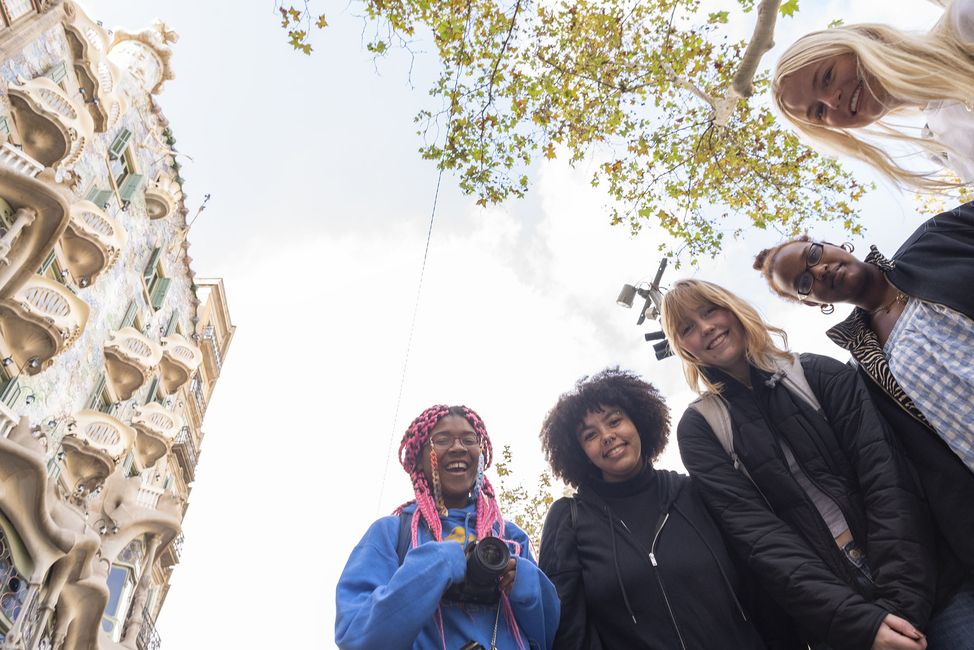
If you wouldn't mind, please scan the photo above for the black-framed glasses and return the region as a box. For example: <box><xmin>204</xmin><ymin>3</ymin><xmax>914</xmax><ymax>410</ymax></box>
<box><xmin>428</xmin><ymin>433</ymin><xmax>480</xmax><ymax>450</ymax></box>
<box><xmin>796</xmin><ymin>242</ymin><xmax>825</xmax><ymax>298</ymax></box>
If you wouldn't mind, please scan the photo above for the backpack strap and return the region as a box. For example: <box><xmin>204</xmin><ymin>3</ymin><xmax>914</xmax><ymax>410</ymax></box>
<box><xmin>776</xmin><ymin>353</ymin><xmax>824</xmax><ymax>417</ymax></box>
<box><xmin>689</xmin><ymin>394</ymin><xmax>773</xmax><ymax>509</ymax></box>
<box><xmin>689</xmin><ymin>393</ymin><xmax>752</xmax><ymax>481</ymax></box>
<box><xmin>395</xmin><ymin>512</ymin><xmax>412</xmax><ymax>565</ymax></box>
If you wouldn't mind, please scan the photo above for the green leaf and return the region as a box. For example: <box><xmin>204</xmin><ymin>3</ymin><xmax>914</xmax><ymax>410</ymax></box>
<box><xmin>779</xmin><ymin>0</ymin><xmax>799</xmax><ymax>17</ymax></box>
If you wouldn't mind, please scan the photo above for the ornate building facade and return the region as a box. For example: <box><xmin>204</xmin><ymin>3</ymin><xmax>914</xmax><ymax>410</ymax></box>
<box><xmin>0</xmin><ymin>2</ymin><xmax>234</xmax><ymax>648</ymax></box>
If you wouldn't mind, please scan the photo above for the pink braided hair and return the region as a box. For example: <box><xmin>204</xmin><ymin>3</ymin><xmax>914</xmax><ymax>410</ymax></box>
<box><xmin>393</xmin><ymin>404</ymin><xmax>525</xmax><ymax>650</ymax></box>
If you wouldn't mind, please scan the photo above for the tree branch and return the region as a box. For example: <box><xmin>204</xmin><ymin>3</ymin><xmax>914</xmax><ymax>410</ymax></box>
<box><xmin>730</xmin><ymin>0</ymin><xmax>781</xmax><ymax>98</ymax></box>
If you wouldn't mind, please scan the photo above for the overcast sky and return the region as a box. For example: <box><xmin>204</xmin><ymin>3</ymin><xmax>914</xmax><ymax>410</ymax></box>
<box><xmin>82</xmin><ymin>0</ymin><xmax>944</xmax><ymax>647</ymax></box>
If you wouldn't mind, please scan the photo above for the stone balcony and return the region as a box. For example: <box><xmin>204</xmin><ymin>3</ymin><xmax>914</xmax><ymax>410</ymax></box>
<box><xmin>130</xmin><ymin>402</ymin><xmax>181</xmax><ymax>469</ymax></box>
<box><xmin>6</xmin><ymin>76</ymin><xmax>94</xmax><ymax>170</ymax></box>
<box><xmin>0</xmin><ymin>143</ymin><xmax>43</xmax><ymax>178</ymax></box>
<box><xmin>143</xmin><ymin>175</ymin><xmax>181</xmax><ymax>220</ymax></box>
<box><xmin>60</xmin><ymin>200</ymin><xmax>126</xmax><ymax>287</ymax></box>
<box><xmin>62</xmin><ymin>3</ymin><xmax>126</xmax><ymax>133</ymax></box>
<box><xmin>0</xmin><ymin>274</ymin><xmax>90</xmax><ymax>374</ymax></box>
<box><xmin>59</xmin><ymin>409</ymin><xmax>135</xmax><ymax>496</ymax></box>
<box><xmin>0</xmin><ymin>167</ymin><xmax>71</xmax><ymax>300</ymax></box>
<box><xmin>158</xmin><ymin>334</ymin><xmax>201</xmax><ymax>395</ymax></box>
<box><xmin>103</xmin><ymin>327</ymin><xmax>162</xmax><ymax>400</ymax></box>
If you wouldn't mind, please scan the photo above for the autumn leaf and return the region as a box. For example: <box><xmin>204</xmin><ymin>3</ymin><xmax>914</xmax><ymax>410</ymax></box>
<box><xmin>779</xmin><ymin>0</ymin><xmax>800</xmax><ymax>17</ymax></box>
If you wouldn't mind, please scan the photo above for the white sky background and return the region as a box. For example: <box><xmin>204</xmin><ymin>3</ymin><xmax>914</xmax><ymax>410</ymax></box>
<box><xmin>83</xmin><ymin>0</ymin><xmax>943</xmax><ymax>647</ymax></box>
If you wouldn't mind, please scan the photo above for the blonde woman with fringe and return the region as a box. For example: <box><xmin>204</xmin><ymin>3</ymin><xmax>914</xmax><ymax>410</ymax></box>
<box><xmin>773</xmin><ymin>0</ymin><xmax>974</xmax><ymax>189</ymax></box>
<box><xmin>660</xmin><ymin>279</ymin><xmax>972</xmax><ymax>650</ymax></box>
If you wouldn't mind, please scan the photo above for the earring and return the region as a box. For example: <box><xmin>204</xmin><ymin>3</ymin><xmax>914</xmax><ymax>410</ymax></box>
<box><xmin>841</xmin><ymin>242</ymin><xmax>855</xmax><ymax>253</ymax></box>
<box><xmin>820</xmin><ymin>303</ymin><xmax>835</xmax><ymax>315</ymax></box>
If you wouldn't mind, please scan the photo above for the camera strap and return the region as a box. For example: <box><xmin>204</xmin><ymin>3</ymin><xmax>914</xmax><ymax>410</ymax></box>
<box><xmin>489</xmin><ymin>600</ymin><xmax>501</xmax><ymax>650</ymax></box>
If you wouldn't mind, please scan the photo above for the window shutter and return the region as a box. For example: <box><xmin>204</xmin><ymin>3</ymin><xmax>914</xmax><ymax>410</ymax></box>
<box><xmin>117</xmin><ymin>173</ymin><xmax>143</xmax><ymax>201</ymax></box>
<box><xmin>144</xmin><ymin>377</ymin><xmax>159</xmax><ymax>405</ymax></box>
<box><xmin>87</xmin><ymin>374</ymin><xmax>106</xmax><ymax>410</ymax></box>
<box><xmin>85</xmin><ymin>187</ymin><xmax>113</xmax><ymax>208</ymax></box>
<box><xmin>121</xmin><ymin>450</ymin><xmax>135</xmax><ymax>476</ymax></box>
<box><xmin>108</xmin><ymin>128</ymin><xmax>132</xmax><ymax>160</ymax></box>
<box><xmin>0</xmin><ymin>376</ymin><xmax>20</xmax><ymax>408</ymax></box>
<box><xmin>143</xmin><ymin>248</ymin><xmax>161</xmax><ymax>284</ymax></box>
<box><xmin>164</xmin><ymin>312</ymin><xmax>178</xmax><ymax>336</ymax></box>
<box><xmin>150</xmin><ymin>277</ymin><xmax>171</xmax><ymax>310</ymax></box>
<box><xmin>163</xmin><ymin>475</ymin><xmax>173</xmax><ymax>490</ymax></box>
<box><xmin>44</xmin><ymin>62</ymin><xmax>67</xmax><ymax>85</ymax></box>
<box><xmin>120</xmin><ymin>301</ymin><xmax>138</xmax><ymax>329</ymax></box>
<box><xmin>37</xmin><ymin>248</ymin><xmax>56</xmax><ymax>274</ymax></box>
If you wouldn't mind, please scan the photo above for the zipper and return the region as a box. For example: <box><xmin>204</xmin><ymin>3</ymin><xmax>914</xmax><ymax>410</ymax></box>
<box><xmin>621</xmin><ymin>514</ymin><xmax>688</xmax><ymax>650</ymax></box>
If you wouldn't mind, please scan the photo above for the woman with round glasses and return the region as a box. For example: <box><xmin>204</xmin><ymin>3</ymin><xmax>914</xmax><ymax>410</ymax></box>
<box><xmin>335</xmin><ymin>404</ymin><xmax>559</xmax><ymax>650</ymax></box>
<box><xmin>537</xmin><ymin>368</ymin><xmax>801</xmax><ymax>649</ymax></box>
<box><xmin>661</xmin><ymin>279</ymin><xmax>971</xmax><ymax>650</ymax></box>
<box><xmin>752</xmin><ymin>204</ymin><xmax>974</xmax><ymax>584</ymax></box>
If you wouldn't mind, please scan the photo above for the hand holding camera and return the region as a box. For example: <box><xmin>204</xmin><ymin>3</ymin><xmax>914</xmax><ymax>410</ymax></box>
<box><xmin>443</xmin><ymin>536</ymin><xmax>514</xmax><ymax>605</ymax></box>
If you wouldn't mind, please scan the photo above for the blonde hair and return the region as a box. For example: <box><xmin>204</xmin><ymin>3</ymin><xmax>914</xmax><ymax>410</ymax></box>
<box><xmin>660</xmin><ymin>279</ymin><xmax>792</xmax><ymax>394</ymax></box>
<box><xmin>773</xmin><ymin>14</ymin><xmax>974</xmax><ymax>190</ymax></box>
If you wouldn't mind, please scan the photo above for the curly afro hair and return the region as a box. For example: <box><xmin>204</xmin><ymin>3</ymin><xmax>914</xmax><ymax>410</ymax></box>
<box><xmin>540</xmin><ymin>367</ymin><xmax>670</xmax><ymax>488</ymax></box>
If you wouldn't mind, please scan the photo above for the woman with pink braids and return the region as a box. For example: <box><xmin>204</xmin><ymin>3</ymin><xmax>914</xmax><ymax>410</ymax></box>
<box><xmin>335</xmin><ymin>405</ymin><xmax>559</xmax><ymax>650</ymax></box>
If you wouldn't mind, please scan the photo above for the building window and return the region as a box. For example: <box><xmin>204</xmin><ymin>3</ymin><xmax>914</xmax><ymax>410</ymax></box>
<box><xmin>119</xmin><ymin>301</ymin><xmax>139</xmax><ymax>330</ymax></box>
<box><xmin>108</xmin><ymin>128</ymin><xmax>143</xmax><ymax>204</ymax></box>
<box><xmin>43</xmin><ymin>61</ymin><xmax>67</xmax><ymax>90</ymax></box>
<box><xmin>101</xmin><ymin>564</ymin><xmax>135</xmax><ymax>642</ymax></box>
<box><xmin>0</xmin><ymin>527</ymin><xmax>28</xmax><ymax>634</ymax></box>
<box><xmin>84</xmin><ymin>185</ymin><xmax>113</xmax><ymax>209</ymax></box>
<box><xmin>142</xmin><ymin>248</ymin><xmax>170</xmax><ymax>311</ymax></box>
<box><xmin>1</xmin><ymin>0</ymin><xmax>35</xmax><ymax>24</ymax></box>
<box><xmin>37</xmin><ymin>249</ymin><xmax>69</xmax><ymax>285</ymax></box>
<box><xmin>0</xmin><ymin>365</ymin><xmax>18</xmax><ymax>409</ymax></box>
<box><xmin>86</xmin><ymin>374</ymin><xmax>113</xmax><ymax>413</ymax></box>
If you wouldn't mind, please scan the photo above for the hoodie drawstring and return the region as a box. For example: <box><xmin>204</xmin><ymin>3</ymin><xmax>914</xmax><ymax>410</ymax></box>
<box><xmin>607</xmin><ymin>506</ymin><xmax>638</xmax><ymax>625</ymax></box>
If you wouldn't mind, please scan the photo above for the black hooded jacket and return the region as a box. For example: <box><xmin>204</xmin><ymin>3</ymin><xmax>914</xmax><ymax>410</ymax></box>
<box><xmin>538</xmin><ymin>467</ymin><xmax>800</xmax><ymax>650</ymax></box>
<box><xmin>678</xmin><ymin>353</ymin><xmax>945</xmax><ymax>650</ymax></box>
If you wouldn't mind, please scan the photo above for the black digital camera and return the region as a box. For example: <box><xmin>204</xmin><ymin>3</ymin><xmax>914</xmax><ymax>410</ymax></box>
<box><xmin>443</xmin><ymin>536</ymin><xmax>510</xmax><ymax>605</ymax></box>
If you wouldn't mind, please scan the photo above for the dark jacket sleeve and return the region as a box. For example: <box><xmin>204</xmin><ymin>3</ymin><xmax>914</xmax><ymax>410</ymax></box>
<box><xmin>801</xmin><ymin>353</ymin><xmax>937</xmax><ymax>628</ymax></box>
<box><xmin>677</xmin><ymin>408</ymin><xmax>887</xmax><ymax>650</ymax></box>
<box><xmin>539</xmin><ymin>498</ymin><xmax>603</xmax><ymax>650</ymax></box>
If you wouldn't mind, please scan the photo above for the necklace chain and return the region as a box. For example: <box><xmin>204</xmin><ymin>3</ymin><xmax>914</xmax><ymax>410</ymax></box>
<box><xmin>870</xmin><ymin>289</ymin><xmax>908</xmax><ymax>315</ymax></box>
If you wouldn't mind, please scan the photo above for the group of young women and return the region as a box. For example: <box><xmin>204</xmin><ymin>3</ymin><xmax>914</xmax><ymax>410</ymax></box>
<box><xmin>335</xmin><ymin>1</ymin><xmax>974</xmax><ymax>648</ymax></box>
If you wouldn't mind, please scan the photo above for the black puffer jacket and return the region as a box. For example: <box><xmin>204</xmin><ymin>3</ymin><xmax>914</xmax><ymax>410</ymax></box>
<box><xmin>677</xmin><ymin>353</ymin><xmax>941</xmax><ymax>650</ymax></box>
<box><xmin>539</xmin><ymin>468</ymin><xmax>801</xmax><ymax>650</ymax></box>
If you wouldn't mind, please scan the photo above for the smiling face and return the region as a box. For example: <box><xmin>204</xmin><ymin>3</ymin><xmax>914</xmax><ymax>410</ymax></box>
<box><xmin>778</xmin><ymin>53</ymin><xmax>890</xmax><ymax>128</ymax></box>
<box><xmin>577</xmin><ymin>407</ymin><xmax>644</xmax><ymax>483</ymax></box>
<box><xmin>676</xmin><ymin>303</ymin><xmax>749</xmax><ymax>382</ymax></box>
<box><xmin>770</xmin><ymin>241</ymin><xmax>868</xmax><ymax>305</ymax></box>
<box><xmin>421</xmin><ymin>415</ymin><xmax>481</xmax><ymax>509</ymax></box>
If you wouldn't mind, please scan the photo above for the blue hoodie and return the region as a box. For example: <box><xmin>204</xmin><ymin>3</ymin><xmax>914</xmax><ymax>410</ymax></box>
<box><xmin>335</xmin><ymin>502</ymin><xmax>559</xmax><ymax>650</ymax></box>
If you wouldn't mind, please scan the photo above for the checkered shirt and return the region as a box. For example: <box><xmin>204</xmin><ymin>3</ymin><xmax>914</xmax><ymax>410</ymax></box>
<box><xmin>885</xmin><ymin>298</ymin><xmax>974</xmax><ymax>474</ymax></box>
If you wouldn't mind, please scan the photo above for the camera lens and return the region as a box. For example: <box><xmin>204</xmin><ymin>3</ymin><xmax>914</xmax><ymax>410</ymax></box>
<box><xmin>471</xmin><ymin>536</ymin><xmax>510</xmax><ymax>574</ymax></box>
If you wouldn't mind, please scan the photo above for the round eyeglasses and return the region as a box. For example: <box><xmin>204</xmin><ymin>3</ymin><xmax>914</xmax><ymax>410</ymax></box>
<box><xmin>796</xmin><ymin>242</ymin><xmax>825</xmax><ymax>298</ymax></box>
<box><xmin>429</xmin><ymin>433</ymin><xmax>480</xmax><ymax>450</ymax></box>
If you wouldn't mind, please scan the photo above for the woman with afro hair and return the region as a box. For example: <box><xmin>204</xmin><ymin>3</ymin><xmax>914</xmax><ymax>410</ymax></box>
<box><xmin>336</xmin><ymin>404</ymin><xmax>559</xmax><ymax>650</ymax></box>
<box><xmin>537</xmin><ymin>369</ymin><xmax>800</xmax><ymax>650</ymax></box>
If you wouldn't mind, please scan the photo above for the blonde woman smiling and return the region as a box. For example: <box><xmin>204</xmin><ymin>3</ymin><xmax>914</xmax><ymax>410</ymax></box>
<box><xmin>774</xmin><ymin>0</ymin><xmax>974</xmax><ymax>189</ymax></box>
<box><xmin>661</xmin><ymin>280</ymin><xmax>970</xmax><ymax>650</ymax></box>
